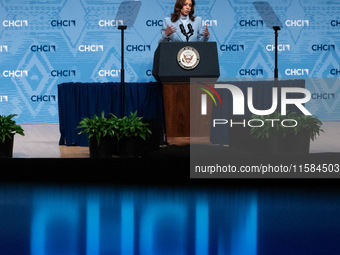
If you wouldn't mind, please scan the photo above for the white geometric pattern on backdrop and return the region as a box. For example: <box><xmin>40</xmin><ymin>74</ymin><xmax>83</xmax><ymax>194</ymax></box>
<box><xmin>0</xmin><ymin>0</ymin><xmax>339</xmax><ymax>123</ymax></box>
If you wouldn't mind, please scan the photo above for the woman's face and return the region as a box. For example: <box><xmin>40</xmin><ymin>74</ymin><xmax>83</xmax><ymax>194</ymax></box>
<box><xmin>180</xmin><ymin>0</ymin><xmax>192</xmax><ymax>16</ymax></box>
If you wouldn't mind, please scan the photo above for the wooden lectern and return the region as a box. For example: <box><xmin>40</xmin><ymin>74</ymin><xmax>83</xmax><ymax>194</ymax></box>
<box><xmin>152</xmin><ymin>42</ymin><xmax>220</xmax><ymax>138</ymax></box>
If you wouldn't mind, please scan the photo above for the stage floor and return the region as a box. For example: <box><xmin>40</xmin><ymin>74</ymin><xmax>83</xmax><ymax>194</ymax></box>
<box><xmin>11</xmin><ymin>122</ymin><xmax>340</xmax><ymax>158</ymax></box>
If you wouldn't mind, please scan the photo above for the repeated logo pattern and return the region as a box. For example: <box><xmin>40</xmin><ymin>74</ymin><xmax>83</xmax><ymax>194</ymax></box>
<box><xmin>0</xmin><ymin>0</ymin><xmax>339</xmax><ymax>123</ymax></box>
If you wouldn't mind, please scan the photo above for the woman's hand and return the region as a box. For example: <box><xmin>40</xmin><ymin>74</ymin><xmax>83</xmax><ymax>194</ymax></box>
<box><xmin>165</xmin><ymin>24</ymin><xmax>176</xmax><ymax>37</ymax></box>
<box><xmin>203</xmin><ymin>24</ymin><xmax>209</xmax><ymax>37</ymax></box>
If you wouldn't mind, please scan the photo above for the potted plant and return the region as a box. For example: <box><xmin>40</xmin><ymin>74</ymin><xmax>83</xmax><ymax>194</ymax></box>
<box><xmin>0</xmin><ymin>114</ymin><xmax>25</xmax><ymax>158</ymax></box>
<box><xmin>250</xmin><ymin>111</ymin><xmax>323</xmax><ymax>154</ymax></box>
<box><xmin>116</xmin><ymin>111</ymin><xmax>152</xmax><ymax>157</ymax></box>
<box><xmin>78</xmin><ymin>111</ymin><xmax>119</xmax><ymax>158</ymax></box>
<box><xmin>285</xmin><ymin>113</ymin><xmax>323</xmax><ymax>154</ymax></box>
<box><xmin>249</xmin><ymin>111</ymin><xmax>288</xmax><ymax>154</ymax></box>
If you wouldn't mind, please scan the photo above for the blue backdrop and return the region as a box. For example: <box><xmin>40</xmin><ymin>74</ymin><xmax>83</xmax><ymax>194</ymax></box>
<box><xmin>0</xmin><ymin>0</ymin><xmax>339</xmax><ymax>123</ymax></box>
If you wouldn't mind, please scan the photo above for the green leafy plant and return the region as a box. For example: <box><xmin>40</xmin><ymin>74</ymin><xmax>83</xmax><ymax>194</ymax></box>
<box><xmin>0</xmin><ymin>114</ymin><xmax>25</xmax><ymax>143</ymax></box>
<box><xmin>289</xmin><ymin>113</ymin><xmax>324</xmax><ymax>141</ymax></box>
<box><xmin>78</xmin><ymin>111</ymin><xmax>119</xmax><ymax>146</ymax></box>
<box><xmin>250</xmin><ymin>111</ymin><xmax>323</xmax><ymax>141</ymax></box>
<box><xmin>115</xmin><ymin>111</ymin><xmax>152</xmax><ymax>141</ymax></box>
<box><xmin>250</xmin><ymin>111</ymin><xmax>290</xmax><ymax>139</ymax></box>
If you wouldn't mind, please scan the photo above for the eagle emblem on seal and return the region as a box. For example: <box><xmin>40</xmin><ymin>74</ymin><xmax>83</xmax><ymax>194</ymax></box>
<box><xmin>177</xmin><ymin>46</ymin><xmax>200</xmax><ymax>70</ymax></box>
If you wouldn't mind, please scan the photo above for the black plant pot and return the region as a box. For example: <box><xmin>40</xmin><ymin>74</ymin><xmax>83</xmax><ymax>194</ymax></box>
<box><xmin>229</xmin><ymin>117</ymin><xmax>271</xmax><ymax>153</ymax></box>
<box><xmin>286</xmin><ymin>132</ymin><xmax>310</xmax><ymax>154</ymax></box>
<box><xmin>118</xmin><ymin>137</ymin><xmax>144</xmax><ymax>157</ymax></box>
<box><xmin>0</xmin><ymin>135</ymin><xmax>14</xmax><ymax>158</ymax></box>
<box><xmin>89</xmin><ymin>136</ymin><xmax>118</xmax><ymax>158</ymax></box>
<box><xmin>270</xmin><ymin>132</ymin><xmax>287</xmax><ymax>155</ymax></box>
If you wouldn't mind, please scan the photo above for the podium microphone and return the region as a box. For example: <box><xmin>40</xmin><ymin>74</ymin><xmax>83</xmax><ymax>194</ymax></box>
<box><xmin>187</xmin><ymin>23</ymin><xmax>194</xmax><ymax>36</ymax></box>
<box><xmin>179</xmin><ymin>24</ymin><xmax>189</xmax><ymax>42</ymax></box>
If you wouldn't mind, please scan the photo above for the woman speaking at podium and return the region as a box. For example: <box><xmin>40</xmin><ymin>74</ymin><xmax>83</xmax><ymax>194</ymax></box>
<box><xmin>159</xmin><ymin>0</ymin><xmax>210</xmax><ymax>43</ymax></box>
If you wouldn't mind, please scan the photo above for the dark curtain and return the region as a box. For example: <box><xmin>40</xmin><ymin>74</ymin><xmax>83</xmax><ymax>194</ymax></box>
<box><xmin>58</xmin><ymin>82</ymin><xmax>165</xmax><ymax>146</ymax></box>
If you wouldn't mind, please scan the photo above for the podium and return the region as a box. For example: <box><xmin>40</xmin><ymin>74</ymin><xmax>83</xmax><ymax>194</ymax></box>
<box><xmin>153</xmin><ymin>42</ymin><xmax>220</xmax><ymax>137</ymax></box>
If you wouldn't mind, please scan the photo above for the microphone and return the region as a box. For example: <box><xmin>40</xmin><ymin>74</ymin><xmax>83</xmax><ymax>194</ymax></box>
<box><xmin>187</xmin><ymin>23</ymin><xmax>194</xmax><ymax>35</ymax></box>
<box><xmin>179</xmin><ymin>24</ymin><xmax>187</xmax><ymax>35</ymax></box>
<box><xmin>179</xmin><ymin>24</ymin><xmax>189</xmax><ymax>42</ymax></box>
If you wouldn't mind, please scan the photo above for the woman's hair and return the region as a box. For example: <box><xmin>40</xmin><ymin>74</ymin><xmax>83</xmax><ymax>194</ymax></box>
<box><xmin>171</xmin><ymin>0</ymin><xmax>196</xmax><ymax>22</ymax></box>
